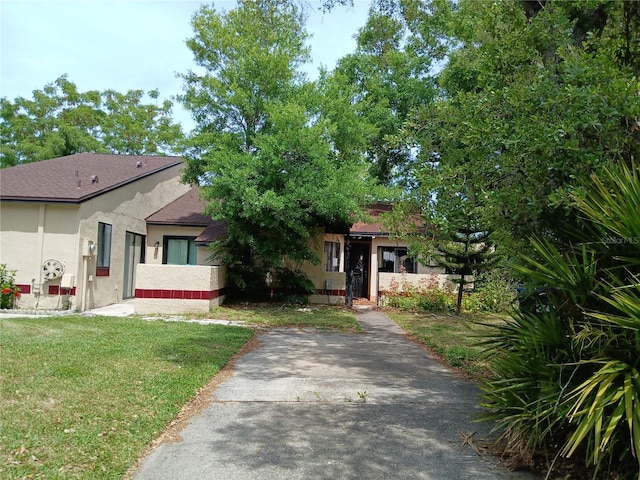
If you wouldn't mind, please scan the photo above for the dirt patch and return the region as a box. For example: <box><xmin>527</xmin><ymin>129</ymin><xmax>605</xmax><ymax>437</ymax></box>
<box><xmin>124</xmin><ymin>331</ymin><xmax>263</xmax><ymax>478</ymax></box>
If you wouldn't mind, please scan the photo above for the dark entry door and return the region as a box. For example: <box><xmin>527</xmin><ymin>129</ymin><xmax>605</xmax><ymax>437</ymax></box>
<box><xmin>349</xmin><ymin>243</ymin><xmax>370</xmax><ymax>298</ymax></box>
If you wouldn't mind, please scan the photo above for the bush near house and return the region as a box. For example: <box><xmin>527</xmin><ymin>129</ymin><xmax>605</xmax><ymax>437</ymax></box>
<box><xmin>382</xmin><ymin>271</ymin><xmax>516</xmax><ymax>314</ymax></box>
<box><xmin>0</xmin><ymin>264</ymin><xmax>20</xmax><ymax>309</ymax></box>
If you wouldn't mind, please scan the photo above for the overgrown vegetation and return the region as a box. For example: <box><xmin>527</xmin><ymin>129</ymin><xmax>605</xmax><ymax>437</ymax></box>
<box><xmin>0</xmin><ymin>316</ymin><xmax>252</xmax><ymax>479</ymax></box>
<box><xmin>180</xmin><ymin>0</ymin><xmax>376</xmax><ymax>299</ymax></box>
<box><xmin>381</xmin><ymin>271</ymin><xmax>516</xmax><ymax>315</ymax></box>
<box><xmin>480</xmin><ymin>162</ymin><xmax>640</xmax><ymax>479</ymax></box>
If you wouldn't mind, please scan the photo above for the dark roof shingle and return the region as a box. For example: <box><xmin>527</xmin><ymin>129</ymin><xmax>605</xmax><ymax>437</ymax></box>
<box><xmin>0</xmin><ymin>153</ymin><xmax>183</xmax><ymax>203</ymax></box>
<box><xmin>146</xmin><ymin>187</ymin><xmax>227</xmax><ymax>243</ymax></box>
<box><xmin>146</xmin><ymin>188</ymin><xmax>211</xmax><ymax>226</ymax></box>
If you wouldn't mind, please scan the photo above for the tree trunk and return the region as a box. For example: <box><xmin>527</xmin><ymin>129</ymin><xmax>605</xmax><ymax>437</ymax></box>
<box><xmin>456</xmin><ymin>272</ymin><xmax>464</xmax><ymax>316</ymax></box>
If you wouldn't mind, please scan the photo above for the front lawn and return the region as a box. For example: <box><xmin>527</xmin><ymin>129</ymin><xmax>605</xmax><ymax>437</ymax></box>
<box><xmin>386</xmin><ymin>310</ymin><xmax>506</xmax><ymax>381</ymax></box>
<box><xmin>209</xmin><ymin>303</ymin><xmax>361</xmax><ymax>331</ymax></box>
<box><xmin>0</xmin><ymin>316</ymin><xmax>253</xmax><ymax>479</ymax></box>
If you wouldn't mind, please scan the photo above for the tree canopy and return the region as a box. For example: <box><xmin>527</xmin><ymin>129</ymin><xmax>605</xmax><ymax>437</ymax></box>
<box><xmin>401</xmin><ymin>0</ymin><xmax>640</xmax><ymax>255</ymax></box>
<box><xmin>0</xmin><ymin>75</ymin><xmax>183</xmax><ymax>167</ymax></box>
<box><xmin>180</xmin><ymin>0</ymin><xmax>376</xmax><ymax>297</ymax></box>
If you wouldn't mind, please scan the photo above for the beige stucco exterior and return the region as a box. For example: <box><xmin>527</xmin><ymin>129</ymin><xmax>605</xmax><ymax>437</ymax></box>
<box><xmin>300</xmin><ymin>232</ymin><xmax>459</xmax><ymax>305</ymax></box>
<box><xmin>134</xmin><ymin>264</ymin><xmax>226</xmax><ymax>314</ymax></box>
<box><xmin>0</xmin><ymin>164</ymin><xmax>190</xmax><ymax>311</ymax></box>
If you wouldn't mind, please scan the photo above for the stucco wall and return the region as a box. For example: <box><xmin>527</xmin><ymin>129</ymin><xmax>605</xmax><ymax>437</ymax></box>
<box><xmin>378</xmin><ymin>272</ymin><xmax>466</xmax><ymax>294</ymax></box>
<box><xmin>0</xmin><ymin>163</ymin><xmax>190</xmax><ymax>311</ymax></box>
<box><xmin>0</xmin><ymin>203</ymin><xmax>80</xmax><ymax>310</ymax></box>
<box><xmin>75</xmin><ymin>164</ymin><xmax>190</xmax><ymax>310</ymax></box>
<box><xmin>134</xmin><ymin>264</ymin><xmax>226</xmax><ymax>314</ymax></box>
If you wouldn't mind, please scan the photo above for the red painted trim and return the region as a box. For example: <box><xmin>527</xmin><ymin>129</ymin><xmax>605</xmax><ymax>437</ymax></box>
<box><xmin>16</xmin><ymin>284</ymin><xmax>31</xmax><ymax>294</ymax></box>
<box><xmin>96</xmin><ymin>267</ymin><xmax>110</xmax><ymax>277</ymax></box>
<box><xmin>134</xmin><ymin>288</ymin><xmax>226</xmax><ymax>300</ymax></box>
<box><xmin>48</xmin><ymin>285</ymin><xmax>76</xmax><ymax>295</ymax></box>
<box><xmin>316</xmin><ymin>289</ymin><xmax>346</xmax><ymax>296</ymax></box>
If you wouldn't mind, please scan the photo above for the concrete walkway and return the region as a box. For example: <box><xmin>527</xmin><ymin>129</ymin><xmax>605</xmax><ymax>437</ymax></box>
<box><xmin>132</xmin><ymin>311</ymin><xmax>539</xmax><ymax>480</ymax></box>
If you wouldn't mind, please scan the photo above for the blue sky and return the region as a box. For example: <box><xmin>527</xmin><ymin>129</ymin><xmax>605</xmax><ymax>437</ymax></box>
<box><xmin>0</xmin><ymin>0</ymin><xmax>371</xmax><ymax>130</ymax></box>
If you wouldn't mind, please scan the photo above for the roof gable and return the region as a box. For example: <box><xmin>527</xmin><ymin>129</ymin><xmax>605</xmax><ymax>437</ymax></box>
<box><xmin>146</xmin><ymin>188</ymin><xmax>210</xmax><ymax>226</ymax></box>
<box><xmin>0</xmin><ymin>153</ymin><xmax>183</xmax><ymax>203</ymax></box>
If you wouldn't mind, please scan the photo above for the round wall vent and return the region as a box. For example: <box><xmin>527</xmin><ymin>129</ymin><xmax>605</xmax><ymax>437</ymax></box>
<box><xmin>42</xmin><ymin>259</ymin><xmax>65</xmax><ymax>280</ymax></box>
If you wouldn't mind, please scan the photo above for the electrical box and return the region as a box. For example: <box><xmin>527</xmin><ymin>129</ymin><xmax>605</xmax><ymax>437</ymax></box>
<box><xmin>82</xmin><ymin>240</ymin><xmax>94</xmax><ymax>257</ymax></box>
<box><xmin>61</xmin><ymin>274</ymin><xmax>75</xmax><ymax>289</ymax></box>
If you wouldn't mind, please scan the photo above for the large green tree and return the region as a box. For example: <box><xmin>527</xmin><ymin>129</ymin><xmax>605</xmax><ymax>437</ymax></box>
<box><xmin>406</xmin><ymin>0</ymin><xmax>640</xmax><ymax>255</ymax></box>
<box><xmin>335</xmin><ymin>1</ymin><xmax>439</xmax><ymax>186</ymax></box>
<box><xmin>180</xmin><ymin>0</ymin><xmax>375</xmax><ymax>297</ymax></box>
<box><xmin>0</xmin><ymin>75</ymin><xmax>184</xmax><ymax>167</ymax></box>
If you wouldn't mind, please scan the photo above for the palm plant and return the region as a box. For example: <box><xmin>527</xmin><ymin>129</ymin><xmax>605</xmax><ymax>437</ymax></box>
<box><xmin>480</xmin><ymin>161</ymin><xmax>640</xmax><ymax>479</ymax></box>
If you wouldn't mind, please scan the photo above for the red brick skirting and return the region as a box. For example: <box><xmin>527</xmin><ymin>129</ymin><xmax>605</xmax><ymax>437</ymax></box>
<box><xmin>16</xmin><ymin>284</ymin><xmax>32</xmax><ymax>294</ymax></box>
<box><xmin>135</xmin><ymin>288</ymin><xmax>226</xmax><ymax>300</ymax></box>
<box><xmin>316</xmin><ymin>289</ymin><xmax>346</xmax><ymax>296</ymax></box>
<box><xmin>48</xmin><ymin>285</ymin><xmax>77</xmax><ymax>295</ymax></box>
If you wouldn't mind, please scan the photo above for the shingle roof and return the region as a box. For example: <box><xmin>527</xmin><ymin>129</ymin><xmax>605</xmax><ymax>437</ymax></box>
<box><xmin>146</xmin><ymin>188</ymin><xmax>210</xmax><ymax>226</ymax></box>
<box><xmin>350</xmin><ymin>203</ymin><xmax>393</xmax><ymax>235</ymax></box>
<box><xmin>146</xmin><ymin>187</ymin><xmax>227</xmax><ymax>243</ymax></box>
<box><xmin>0</xmin><ymin>153</ymin><xmax>183</xmax><ymax>203</ymax></box>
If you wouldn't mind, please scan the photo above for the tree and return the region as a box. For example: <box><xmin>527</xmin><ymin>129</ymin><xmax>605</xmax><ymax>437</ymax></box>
<box><xmin>404</xmin><ymin>0</ymin><xmax>640</xmax><ymax>256</ymax></box>
<box><xmin>180</xmin><ymin>0</ymin><xmax>375</xmax><ymax>298</ymax></box>
<box><xmin>0</xmin><ymin>75</ymin><xmax>184</xmax><ymax>167</ymax></box>
<box><xmin>431</xmin><ymin>173</ymin><xmax>497</xmax><ymax>315</ymax></box>
<box><xmin>334</xmin><ymin>1</ymin><xmax>439</xmax><ymax>186</ymax></box>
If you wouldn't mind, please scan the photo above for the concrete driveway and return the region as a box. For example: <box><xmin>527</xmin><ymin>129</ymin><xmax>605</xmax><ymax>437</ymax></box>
<box><xmin>132</xmin><ymin>311</ymin><xmax>539</xmax><ymax>480</ymax></box>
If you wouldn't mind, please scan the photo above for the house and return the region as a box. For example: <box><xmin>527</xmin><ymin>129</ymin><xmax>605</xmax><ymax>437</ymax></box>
<box><xmin>300</xmin><ymin>203</ymin><xmax>457</xmax><ymax>306</ymax></box>
<box><xmin>0</xmin><ymin>153</ymin><xmax>192</xmax><ymax>311</ymax></box>
<box><xmin>0</xmin><ymin>153</ymin><xmax>458</xmax><ymax>313</ymax></box>
<box><xmin>141</xmin><ymin>192</ymin><xmax>458</xmax><ymax>308</ymax></box>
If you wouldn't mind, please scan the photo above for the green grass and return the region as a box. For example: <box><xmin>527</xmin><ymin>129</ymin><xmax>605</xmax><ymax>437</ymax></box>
<box><xmin>0</xmin><ymin>316</ymin><xmax>253</xmax><ymax>479</ymax></box>
<box><xmin>386</xmin><ymin>311</ymin><xmax>507</xmax><ymax>381</ymax></box>
<box><xmin>208</xmin><ymin>303</ymin><xmax>361</xmax><ymax>332</ymax></box>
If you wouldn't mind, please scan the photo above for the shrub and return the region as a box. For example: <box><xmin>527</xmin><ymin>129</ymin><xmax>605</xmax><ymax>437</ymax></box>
<box><xmin>383</xmin><ymin>273</ymin><xmax>456</xmax><ymax>313</ymax></box>
<box><xmin>383</xmin><ymin>271</ymin><xmax>515</xmax><ymax>314</ymax></box>
<box><xmin>480</xmin><ymin>162</ymin><xmax>640</xmax><ymax>479</ymax></box>
<box><xmin>0</xmin><ymin>264</ymin><xmax>20</xmax><ymax>309</ymax></box>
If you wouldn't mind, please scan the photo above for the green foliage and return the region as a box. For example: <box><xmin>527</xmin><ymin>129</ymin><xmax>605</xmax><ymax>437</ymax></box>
<box><xmin>480</xmin><ymin>161</ymin><xmax>640</xmax><ymax>478</ymax></box>
<box><xmin>0</xmin><ymin>75</ymin><xmax>183</xmax><ymax>167</ymax></box>
<box><xmin>0</xmin><ymin>264</ymin><xmax>20</xmax><ymax>309</ymax></box>
<box><xmin>462</xmin><ymin>269</ymin><xmax>517</xmax><ymax>314</ymax></box>
<box><xmin>382</xmin><ymin>274</ymin><xmax>456</xmax><ymax>313</ymax></box>
<box><xmin>335</xmin><ymin>4</ymin><xmax>437</xmax><ymax>185</ymax></box>
<box><xmin>181</xmin><ymin>0</ymin><xmax>376</xmax><ymax>299</ymax></box>
<box><xmin>403</xmin><ymin>0</ymin><xmax>640</xmax><ymax>257</ymax></box>
<box><xmin>382</xmin><ymin>270</ymin><xmax>515</xmax><ymax>315</ymax></box>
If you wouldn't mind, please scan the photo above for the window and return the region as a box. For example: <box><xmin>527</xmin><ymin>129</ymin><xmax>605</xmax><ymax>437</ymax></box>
<box><xmin>378</xmin><ymin>247</ymin><xmax>416</xmax><ymax>273</ymax></box>
<box><xmin>324</xmin><ymin>241</ymin><xmax>340</xmax><ymax>272</ymax></box>
<box><xmin>163</xmin><ymin>236</ymin><xmax>197</xmax><ymax>265</ymax></box>
<box><xmin>97</xmin><ymin>222</ymin><xmax>112</xmax><ymax>276</ymax></box>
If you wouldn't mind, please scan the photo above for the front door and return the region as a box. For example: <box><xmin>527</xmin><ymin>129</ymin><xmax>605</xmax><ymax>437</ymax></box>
<box><xmin>349</xmin><ymin>243</ymin><xmax>370</xmax><ymax>299</ymax></box>
<box><xmin>123</xmin><ymin>232</ymin><xmax>145</xmax><ymax>299</ymax></box>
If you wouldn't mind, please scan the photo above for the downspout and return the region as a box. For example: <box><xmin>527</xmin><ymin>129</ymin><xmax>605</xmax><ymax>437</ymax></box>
<box><xmin>35</xmin><ymin>205</ymin><xmax>46</xmax><ymax>309</ymax></box>
<box><xmin>81</xmin><ymin>253</ymin><xmax>88</xmax><ymax>312</ymax></box>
